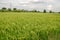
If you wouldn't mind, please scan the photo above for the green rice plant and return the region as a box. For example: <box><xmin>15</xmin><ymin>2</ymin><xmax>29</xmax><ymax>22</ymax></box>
<box><xmin>0</xmin><ymin>12</ymin><xmax>60</xmax><ymax>40</ymax></box>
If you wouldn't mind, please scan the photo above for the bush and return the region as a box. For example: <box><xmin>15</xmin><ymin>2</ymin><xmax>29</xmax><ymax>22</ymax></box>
<box><xmin>31</xmin><ymin>10</ymin><xmax>38</xmax><ymax>12</ymax></box>
<box><xmin>49</xmin><ymin>10</ymin><xmax>52</xmax><ymax>13</ymax></box>
<box><xmin>8</xmin><ymin>8</ymin><xmax>11</xmax><ymax>11</ymax></box>
<box><xmin>43</xmin><ymin>9</ymin><xmax>46</xmax><ymax>13</ymax></box>
<box><xmin>1</xmin><ymin>7</ymin><xmax>7</xmax><ymax>12</ymax></box>
<box><xmin>58</xmin><ymin>12</ymin><xmax>60</xmax><ymax>13</ymax></box>
<box><xmin>13</xmin><ymin>8</ymin><xmax>17</xmax><ymax>12</ymax></box>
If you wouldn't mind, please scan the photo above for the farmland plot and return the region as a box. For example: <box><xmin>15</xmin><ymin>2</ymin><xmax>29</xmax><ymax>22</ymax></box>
<box><xmin>0</xmin><ymin>12</ymin><xmax>60</xmax><ymax>40</ymax></box>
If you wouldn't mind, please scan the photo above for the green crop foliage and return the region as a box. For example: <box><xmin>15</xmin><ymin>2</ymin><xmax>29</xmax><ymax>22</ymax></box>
<box><xmin>0</xmin><ymin>12</ymin><xmax>60</xmax><ymax>40</ymax></box>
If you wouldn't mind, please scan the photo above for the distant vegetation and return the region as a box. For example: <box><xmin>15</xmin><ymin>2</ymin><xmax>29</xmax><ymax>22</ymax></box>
<box><xmin>0</xmin><ymin>7</ymin><xmax>57</xmax><ymax>13</ymax></box>
<box><xmin>43</xmin><ymin>9</ymin><xmax>46</xmax><ymax>13</ymax></box>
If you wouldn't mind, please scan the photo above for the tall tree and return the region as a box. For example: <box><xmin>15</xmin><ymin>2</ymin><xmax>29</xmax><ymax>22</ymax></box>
<box><xmin>49</xmin><ymin>10</ymin><xmax>52</xmax><ymax>13</ymax></box>
<box><xmin>43</xmin><ymin>9</ymin><xmax>46</xmax><ymax>13</ymax></box>
<box><xmin>8</xmin><ymin>8</ymin><xmax>11</xmax><ymax>11</ymax></box>
<box><xmin>2</xmin><ymin>7</ymin><xmax>7</xmax><ymax>12</ymax></box>
<box><xmin>13</xmin><ymin>8</ymin><xmax>17</xmax><ymax>11</ymax></box>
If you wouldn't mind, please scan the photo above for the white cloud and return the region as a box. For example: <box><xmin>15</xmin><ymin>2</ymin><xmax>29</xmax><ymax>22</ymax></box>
<box><xmin>0</xmin><ymin>0</ymin><xmax>60</xmax><ymax>12</ymax></box>
<box><xmin>22</xmin><ymin>4</ymin><xmax>27</xmax><ymax>6</ymax></box>
<box><xmin>47</xmin><ymin>5</ymin><xmax>53</xmax><ymax>10</ymax></box>
<box><xmin>22</xmin><ymin>1</ymin><xmax>29</xmax><ymax>3</ymax></box>
<box><xmin>44</xmin><ymin>0</ymin><xmax>54</xmax><ymax>2</ymax></box>
<box><xmin>32</xmin><ymin>0</ymin><xmax>39</xmax><ymax>2</ymax></box>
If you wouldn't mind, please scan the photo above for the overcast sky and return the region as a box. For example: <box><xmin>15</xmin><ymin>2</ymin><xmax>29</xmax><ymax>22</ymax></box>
<box><xmin>0</xmin><ymin>0</ymin><xmax>60</xmax><ymax>12</ymax></box>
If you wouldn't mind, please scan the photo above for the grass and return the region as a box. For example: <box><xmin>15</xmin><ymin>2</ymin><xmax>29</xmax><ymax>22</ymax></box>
<box><xmin>0</xmin><ymin>12</ymin><xmax>60</xmax><ymax>40</ymax></box>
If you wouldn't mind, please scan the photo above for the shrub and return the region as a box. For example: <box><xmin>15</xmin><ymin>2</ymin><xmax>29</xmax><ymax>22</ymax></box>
<box><xmin>13</xmin><ymin>8</ymin><xmax>17</xmax><ymax>12</ymax></box>
<box><xmin>49</xmin><ymin>10</ymin><xmax>52</xmax><ymax>13</ymax></box>
<box><xmin>43</xmin><ymin>9</ymin><xmax>46</xmax><ymax>13</ymax></box>
<box><xmin>8</xmin><ymin>8</ymin><xmax>11</xmax><ymax>11</ymax></box>
<box><xmin>1</xmin><ymin>7</ymin><xmax>7</xmax><ymax>12</ymax></box>
<box><xmin>58</xmin><ymin>12</ymin><xmax>60</xmax><ymax>13</ymax></box>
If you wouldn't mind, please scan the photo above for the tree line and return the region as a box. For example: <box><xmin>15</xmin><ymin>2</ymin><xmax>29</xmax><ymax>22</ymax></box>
<box><xmin>0</xmin><ymin>7</ymin><xmax>59</xmax><ymax>13</ymax></box>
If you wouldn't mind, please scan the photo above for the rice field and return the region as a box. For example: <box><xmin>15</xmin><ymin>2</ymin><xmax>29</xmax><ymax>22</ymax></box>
<box><xmin>0</xmin><ymin>12</ymin><xmax>60</xmax><ymax>40</ymax></box>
